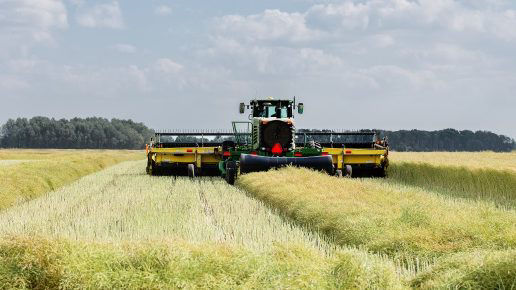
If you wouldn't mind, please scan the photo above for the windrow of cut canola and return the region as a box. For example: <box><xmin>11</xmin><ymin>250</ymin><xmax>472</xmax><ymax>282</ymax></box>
<box><xmin>388</xmin><ymin>152</ymin><xmax>516</xmax><ymax>208</ymax></box>
<box><xmin>237</xmin><ymin>167</ymin><xmax>516</xmax><ymax>259</ymax></box>
<box><xmin>0</xmin><ymin>160</ymin><xmax>403</xmax><ymax>289</ymax></box>
<box><xmin>237</xmin><ymin>167</ymin><xmax>516</xmax><ymax>288</ymax></box>
<box><xmin>0</xmin><ymin>149</ymin><xmax>143</xmax><ymax>211</ymax></box>
<box><xmin>0</xmin><ymin>236</ymin><xmax>404</xmax><ymax>289</ymax></box>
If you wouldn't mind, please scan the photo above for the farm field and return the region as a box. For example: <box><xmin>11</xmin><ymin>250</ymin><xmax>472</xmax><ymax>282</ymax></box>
<box><xmin>0</xmin><ymin>150</ymin><xmax>515</xmax><ymax>288</ymax></box>
<box><xmin>388</xmin><ymin>151</ymin><xmax>516</xmax><ymax>208</ymax></box>
<box><xmin>0</xmin><ymin>160</ymin><xmax>400</xmax><ymax>289</ymax></box>
<box><xmin>237</xmin><ymin>158</ymin><xmax>516</xmax><ymax>288</ymax></box>
<box><xmin>390</xmin><ymin>151</ymin><xmax>516</xmax><ymax>172</ymax></box>
<box><xmin>0</xmin><ymin>161</ymin><xmax>335</xmax><ymax>250</ymax></box>
<box><xmin>0</xmin><ymin>149</ymin><xmax>142</xmax><ymax>211</ymax></box>
<box><xmin>239</xmin><ymin>166</ymin><xmax>516</xmax><ymax>258</ymax></box>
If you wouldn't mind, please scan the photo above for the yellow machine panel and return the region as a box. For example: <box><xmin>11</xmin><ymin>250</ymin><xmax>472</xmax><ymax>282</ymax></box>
<box><xmin>323</xmin><ymin>148</ymin><xmax>388</xmax><ymax>170</ymax></box>
<box><xmin>149</xmin><ymin>147</ymin><xmax>222</xmax><ymax>169</ymax></box>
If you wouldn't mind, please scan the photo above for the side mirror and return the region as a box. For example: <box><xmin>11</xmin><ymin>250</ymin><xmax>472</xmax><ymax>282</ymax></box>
<box><xmin>239</xmin><ymin>102</ymin><xmax>245</xmax><ymax>114</ymax></box>
<box><xmin>298</xmin><ymin>103</ymin><xmax>304</xmax><ymax>114</ymax></box>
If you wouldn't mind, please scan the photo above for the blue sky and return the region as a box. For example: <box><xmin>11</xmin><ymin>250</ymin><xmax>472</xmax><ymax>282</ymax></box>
<box><xmin>1</xmin><ymin>0</ymin><xmax>515</xmax><ymax>137</ymax></box>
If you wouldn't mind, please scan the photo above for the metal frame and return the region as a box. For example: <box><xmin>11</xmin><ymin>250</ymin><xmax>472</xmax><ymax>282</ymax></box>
<box><xmin>231</xmin><ymin>121</ymin><xmax>252</xmax><ymax>145</ymax></box>
<box><xmin>153</xmin><ymin>131</ymin><xmax>379</xmax><ymax>148</ymax></box>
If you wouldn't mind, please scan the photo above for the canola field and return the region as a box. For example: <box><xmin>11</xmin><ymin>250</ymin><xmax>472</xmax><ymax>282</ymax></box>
<box><xmin>388</xmin><ymin>152</ymin><xmax>516</xmax><ymax>208</ymax></box>
<box><xmin>0</xmin><ymin>150</ymin><xmax>514</xmax><ymax>289</ymax></box>
<box><xmin>0</xmin><ymin>149</ymin><xmax>142</xmax><ymax>211</ymax></box>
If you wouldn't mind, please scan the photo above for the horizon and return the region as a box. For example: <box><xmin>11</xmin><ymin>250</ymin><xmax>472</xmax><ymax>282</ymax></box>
<box><xmin>1</xmin><ymin>1</ymin><xmax>515</xmax><ymax>139</ymax></box>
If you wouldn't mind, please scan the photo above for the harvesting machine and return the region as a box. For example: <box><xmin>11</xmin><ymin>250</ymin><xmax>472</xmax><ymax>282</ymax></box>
<box><xmin>146</xmin><ymin>98</ymin><xmax>389</xmax><ymax>184</ymax></box>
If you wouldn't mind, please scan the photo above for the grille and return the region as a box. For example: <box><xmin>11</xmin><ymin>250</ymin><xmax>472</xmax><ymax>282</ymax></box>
<box><xmin>261</xmin><ymin>121</ymin><xmax>293</xmax><ymax>149</ymax></box>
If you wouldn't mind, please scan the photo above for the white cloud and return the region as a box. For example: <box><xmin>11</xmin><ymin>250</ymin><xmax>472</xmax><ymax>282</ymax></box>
<box><xmin>153</xmin><ymin>58</ymin><xmax>183</xmax><ymax>74</ymax></box>
<box><xmin>214</xmin><ymin>1</ymin><xmax>516</xmax><ymax>51</ymax></box>
<box><xmin>111</xmin><ymin>43</ymin><xmax>136</xmax><ymax>54</ymax></box>
<box><xmin>0</xmin><ymin>0</ymin><xmax>68</xmax><ymax>46</ymax></box>
<box><xmin>76</xmin><ymin>1</ymin><xmax>124</xmax><ymax>29</ymax></box>
<box><xmin>154</xmin><ymin>5</ymin><xmax>172</xmax><ymax>16</ymax></box>
<box><xmin>216</xmin><ymin>9</ymin><xmax>322</xmax><ymax>43</ymax></box>
<box><xmin>210</xmin><ymin>0</ymin><xmax>516</xmax><ymax>81</ymax></box>
<box><xmin>304</xmin><ymin>0</ymin><xmax>516</xmax><ymax>41</ymax></box>
<box><xmin>307</xmin><ymin>2</ymin><xmax>371</xmax><ymax>30</ymax></box>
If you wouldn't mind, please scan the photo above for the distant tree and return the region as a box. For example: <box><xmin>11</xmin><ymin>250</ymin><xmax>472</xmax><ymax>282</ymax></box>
<box><xmin>379</xmin><ymin>129</ymin><xmax>514</xmax><ymax>152</ymax></box>
<box><xmin>0</xmin><ymin>117</ymin><xmax>154</xmax><ymax>149</ymax></box>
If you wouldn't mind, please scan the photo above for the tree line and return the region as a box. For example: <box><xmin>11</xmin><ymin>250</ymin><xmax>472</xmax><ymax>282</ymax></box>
<box><xmin>0</xmin><ymin>117</ymin><xmax>153</xmax><ymax>149</ymax></box>
<box><xmin>0</xmin><ymin>117</ymin><xmax>514</xmax><ymax>151</ymax></box>
<box><xmin>380</xmin><ymin>129</ymin><xmax>515</xmax><ymax>152</ymax></box>
<box><xmin>296</xmin><ymin>128</ymin><xmax>514</xmax><ymax>152</ymax></box>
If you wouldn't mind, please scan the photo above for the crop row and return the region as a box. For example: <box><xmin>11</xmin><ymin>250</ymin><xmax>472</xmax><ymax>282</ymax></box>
<box><xmin>237</xmin><ymin>166</ymin><xmax>516</xmax><ymax>267</ymax></box>
<box><xmin>390</xmin><ymin>151</ymin><xmax>516</xmax><ymax>173</ymax></box>
<box><xmin>0</xmin><ymin>161</ymin><xmax>335</xmax><ymax>252</ymax></box>
<box><xmin>0</xmin><ymin>149</ymin><xmax>142</xmax><ymax>211</ymax></box>
<box><xmin>388</xmin><ymin>162</ymin><xmax>516</xmax><ymax>208</ymax></box>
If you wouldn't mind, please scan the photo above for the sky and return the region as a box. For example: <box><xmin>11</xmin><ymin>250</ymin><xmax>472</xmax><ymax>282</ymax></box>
<box><xmin>0</xmin><ymin>0</ymin><xmax>515</xmax><ymax>138</ymax></box>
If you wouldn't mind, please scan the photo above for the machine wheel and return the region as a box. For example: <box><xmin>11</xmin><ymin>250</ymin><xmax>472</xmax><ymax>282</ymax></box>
<box><xmin>375</xmin><ymin>167</ymin><xmax>387</xmax><ymax>178</ymax></box>
<box><xmin>225</xmin><ymin>161</ymin><xmax>237</xmax><ymax>185</ymax></box>
<box><xmin>146</xmin><ymin>156</ymin><xmax>152</xmax><ymax>175</ymax></box>
<box><xmin>188</xmin><ymin>164</ymin><xmax>196</xmax><ymax>178</ymax></box>
<box><xmin>149</xmin><ymin>161</ymin><xmax>159</xmax><ymax>176</ymax></box>
<box><xmin>335</xmin><ymin>169</ymin><xmax>343</xmax><ymax>178</ymax></box>
<box><xmin>345</xmin><ymin>165</ymin><xmax>353</xmax><ymax>178</ymax></box>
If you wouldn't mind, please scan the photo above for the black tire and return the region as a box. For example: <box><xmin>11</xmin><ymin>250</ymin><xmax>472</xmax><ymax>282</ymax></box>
<box><xmin>149</xmin><ymin>161</ymin><xmax>160</xmax><ymax>176</ymax></box>
<box><xmin>375</xmin><ymin>167</ymin><xmax>387</xmax><ymax>178</ymax></box>
<box><xmin>225</xmin><ymin>161</ymin><xmax>237</xmax><ymax>185</ymax></box>
<box><xmin>188</xmin><ymin>164</ymin><xmax>195</xmax><ymax>178</ymax></box>
<box><xmin>345</xmin><ymin>165</ymin><xmax>353</xmax><ymax>178</ymax></box>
